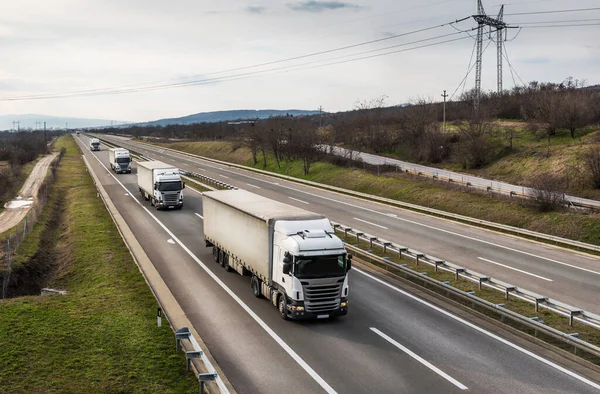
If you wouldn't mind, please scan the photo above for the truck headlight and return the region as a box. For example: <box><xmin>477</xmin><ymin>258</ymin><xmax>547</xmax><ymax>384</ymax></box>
<box><xmin>290</xmin><ymin>305</ymin><xmax>304</xmax><ymax>311</ymax></box>
<box><xmin>340</xmin><ymin>301</ymin><xmax>348</xmax><ymax>308</ymax></box>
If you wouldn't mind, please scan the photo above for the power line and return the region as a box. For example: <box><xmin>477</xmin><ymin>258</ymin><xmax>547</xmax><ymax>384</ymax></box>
<box><xmin>505</xmin><ymin>7</ymin><xmax>600</xmax><ymax>16</ymax></box>
<box><xmin>502</xmin><ymin>41</ymin><xmax>526</xmax><ymax>87</ymax></box>
<box><xmin>517</xmin><ymin>18</ymin><xmax>600</xmax><ymax>24</ymax></box>
<box><xmin>450</xmin><ymin>37</ymin><xmax>494</xmax><ymax>100</ymax></box>
<box><xmin>0</xmin><ymin>33</ymin><xmax>476</xmax><ymax>102</ymax></box>
<box><xmin>521</xmin><ymin>23</ymin><xmax>600</xmax><ymax>28</ymax></box>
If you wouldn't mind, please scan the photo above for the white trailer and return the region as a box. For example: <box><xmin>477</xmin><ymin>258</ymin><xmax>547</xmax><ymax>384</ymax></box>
<box><xmin>137</xmin><ymin>160</ymin><xmax>184</xmax><ymax>210</ymax></box>
<box><xmin>108</xmin><ymin>148</ymin><xmax>131</xmax><ymax>174</ymax></box>
<box><xmin>203</xmin><ymin>189</ymin><xmax>350</xmax><ymax>320</ymax></box>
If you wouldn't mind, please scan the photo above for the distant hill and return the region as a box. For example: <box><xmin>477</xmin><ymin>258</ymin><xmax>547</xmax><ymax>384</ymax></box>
<box><xmin>138</xmin><ymin>109</ymin><xmax>321</xmax><ymax>127</ymax></box>
<box><xmin>0</xmin><ymin>114</ymin><xmax>118</xmax><ymax>131</ymax></box>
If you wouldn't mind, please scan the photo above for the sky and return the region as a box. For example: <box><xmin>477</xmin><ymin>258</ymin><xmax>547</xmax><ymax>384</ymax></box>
<box><xmin>0</xmin><ymin>0</ymin><xmax>598</xmax><ymax>123</ymax></box>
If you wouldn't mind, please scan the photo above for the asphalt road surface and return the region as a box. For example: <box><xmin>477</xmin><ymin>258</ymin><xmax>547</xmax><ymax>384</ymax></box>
<box><xmin>95</xmin><ymin>134</ymin><xmax>600</xmax><ymax>315</ymax></box>
<box><xmin>76</xmin><ymin>134</ymin><xmax>600</xmax><ymax>393</ymax></box>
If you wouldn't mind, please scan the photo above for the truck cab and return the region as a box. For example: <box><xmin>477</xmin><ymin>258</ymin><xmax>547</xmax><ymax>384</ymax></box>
<box><xmin>274</xmin><ymin>219</ymin><xmax>349</xmax><ymax>319</ymax></box>
<box><xmin>109</xmin><ymin>148</ymin><xmax>131</xmax><ymax>174</ymax></box>
<box><xmin>89</xmin><ymin>138</ymin><xmax>101</xmax><ymax>151</ymax></box>
<box><xmin>154</xmin><ymin>171</ymin><xmax>184</xmax><ymax>209</ymax></box>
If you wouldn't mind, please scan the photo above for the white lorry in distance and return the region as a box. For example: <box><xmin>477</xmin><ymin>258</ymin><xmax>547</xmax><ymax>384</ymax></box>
<box><xmin>89</xmin><ymin>138</ymin><xmax>101</xmax><ymax>151</ymax></box>
<box><xmin>203</xmin><ymin>189</ymin><xmax>351</xmax><ymax>320</ymax></box>
<box><xmin>137</xmin><ymin>160</ymin><xmax>184</xmax><ymax>210</ymax></box>
<box><xmin>108</xmin><ymin>148</ymin><xmax>131</xmax><ymax>174</ymax></box>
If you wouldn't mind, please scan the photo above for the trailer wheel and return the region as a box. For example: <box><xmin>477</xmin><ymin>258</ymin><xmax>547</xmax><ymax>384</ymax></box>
<box><xmin>251</xmin><ymin>277</ymin><xmax>262</xmax><ymax>298</ymax></box>
<box><xmin>213</xmin><ymin>247</ymin><xmax>219</xmax><ymax>262</ymax></box>
<box><xmin>218</xmin><ymin>249</ymin><xmax>225</xmax><ymax>267</ymax></box>
<box><xmin>223</xmin><ymin>254</ymin><xmax>232</xmax><ymax>272</ymax></box>
<box><xmin>277</xmin><ymin>294</ymin><xmax>288</xmax><ymax>320</ymax></box>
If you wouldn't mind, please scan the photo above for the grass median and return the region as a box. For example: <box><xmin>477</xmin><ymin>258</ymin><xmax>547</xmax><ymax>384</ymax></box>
<box><xmin>0</xmin><ymin>135</ymin><xmax>197</xmax><ymax>392</ymax></box>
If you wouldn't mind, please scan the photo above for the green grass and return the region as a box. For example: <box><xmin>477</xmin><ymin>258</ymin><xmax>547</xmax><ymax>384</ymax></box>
<box><xmin>341</xmin><ymin>232</ymin><xmax>600</xmax><ymax>362</ymax></box>
<box><xmin>0</xmin><ymin>135</ymin><xmax>198</xmax><ymax>393</ymax></box>
<box><xmin>152</xmin><ymin>140</ymin><xmax>600</xmax><ymax>246</ymax></box>
<box><xmin>0</xmin><ymin>158</ymin><xmax>39</xmax><ymax>214</ymax></box>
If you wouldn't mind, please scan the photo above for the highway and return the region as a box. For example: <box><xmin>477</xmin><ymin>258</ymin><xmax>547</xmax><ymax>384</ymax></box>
<box><xmin>76</xmin><ymin>134</ymin><xmax>600</xmax><ymax>393</ymax></box>
<box><xmin>95</xmin><ymin>134</ymin><xmax>600</xmax><ymax>315</ymax></box>
<box><xmin>322</xmin><ymin>145</ymin><xmax>600</xmax><ymax>209</ymax></box>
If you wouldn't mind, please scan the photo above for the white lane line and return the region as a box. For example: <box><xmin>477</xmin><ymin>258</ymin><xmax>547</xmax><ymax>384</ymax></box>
<box><xmin>370</xmin><ymin>327</ymin><xmax>468</xmax><ymax>390</ymax></box>
<box><xmin>113</xmin><ymin>139</ymin><xmax>598</xmax><ymax>275</ymax></box>
<box><xmin>354</xmin><ymin>217</ymin><xmax>388</xmax><ymax>230</ymax></box>
<box><xmin>167</xmin><ymin>239</ymin><xmax>176</xmax><ymax>244</ymax></box>
<box><xmin>220</xmin><ymin>175</ymin><xmax>229</xmax><ymax>179</ymax></box>
<box><xmin>246</xmin><ymin>183</ymin><xmax>261</xmax><ymax>189</ymax></box>
<box><xmin>477</xmin><ymin>257</ymin><xmax>553</xmax><ymax>282</ymax></box>
<box><xmin>198</xmin><ymin>168</ymin><xmax>206</xmax><ymax>171</ymax></box>
<box><xmin>85</xmin><ymin>148</ymin><xmax>337</xmax><ymax>394</ymax></box>
<box><xmin>289</xmin><ymin>197</ymin><xmax>310</xmax><ymax>205</ymax></box>
<box><xmin>356</xmin><ymin>268</ymin><xmax>600</xmax><ymax>391</ymax></box>
<box><xmin>195</xmin><ymin>213</ymin><xmax>204</xmax><ymax>219</ymax></box>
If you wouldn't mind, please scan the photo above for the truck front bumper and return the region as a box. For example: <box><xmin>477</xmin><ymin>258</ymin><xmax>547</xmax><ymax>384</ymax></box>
<box><xmin>157</xmin><ymin>201</ymin><xmax>183</xmax><ymax>210</ymax></box>
<box><xmin>287</xmin><ymin>301</ymin><xmax>348</xmax><ymax>320</ymax></box>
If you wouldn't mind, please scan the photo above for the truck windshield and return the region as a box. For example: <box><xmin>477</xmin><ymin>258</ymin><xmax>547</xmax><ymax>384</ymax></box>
<box><xmin>116</xmin><ymin>157</ymin><xmax>130</xmax><ymax>164</ymax></box>
<box><xmin>295</xmin><ymin>255</ymin><xmax>346</xmax><ymax>279</ymax></box>
<box><xmin>158</xmin><ymin>181</ymin><xmax>181</xmax><ymax>192</ymax></box>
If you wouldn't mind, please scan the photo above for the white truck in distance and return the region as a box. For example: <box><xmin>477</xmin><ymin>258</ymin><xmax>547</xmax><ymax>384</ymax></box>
<box><xmin>108</xmin><ymin>148</ymin><xmax>131</xmax><ymax>174</ymax></box>
<box><xmin>203</xmin><ymin>189</ymin><xmax>351</xmax><ymax>320</ymax></box>
<box><xmin>89</xmin><ymin>138</ymin><xmax>100</xmax><ymax>151</ymax></box>
<box><xmin>137</xmin><ymin>160</ymin><xmax>184</xmax><ymax>210</ymax></box>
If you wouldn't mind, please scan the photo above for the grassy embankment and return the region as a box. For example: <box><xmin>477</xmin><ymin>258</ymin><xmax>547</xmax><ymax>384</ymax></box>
<box><xmin>152</xmin><ymin>140</ymin><xmax>600</xmax><ymax>246</ymax></box>
<box><xmin>0</xmin><ymin>135</ymin><xmax>197</xmax><ymax>392</ymax></box>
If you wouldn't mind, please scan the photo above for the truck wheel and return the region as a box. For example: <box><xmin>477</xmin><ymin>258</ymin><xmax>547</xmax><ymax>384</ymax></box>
<box><xmin>251</xmin><ymin>277</ymin><xmax>262</xmax><ymax>298</ymax></box>
<box><xmin>277</xmin><ymin>294</ymin><xmax>288</xmax><ymax>320</ymax></box>
<box><xmin>223</xmin><ymin>254</ymin><xmax>232</xmax><ymax>272</ymax></box>
<box><xmin>213</xmin><ymin>247</ymin><xmax>219</xmax><ymax>262</ymax></box>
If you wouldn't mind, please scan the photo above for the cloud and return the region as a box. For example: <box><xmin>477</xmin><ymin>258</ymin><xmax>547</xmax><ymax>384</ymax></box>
<box><xmin>521</xmin><ymin>57</ymin><xmax>551</xmax><ymax>64</ymax></box>
<box><xmin>287</xmin><ymin>1</ymin><xmax>362</xmax><ymax>13</ymax></box>
<box><xmin>245</xmin><ymin>5</ymin><xmax>267</xmax><ymax>14</ymax></box>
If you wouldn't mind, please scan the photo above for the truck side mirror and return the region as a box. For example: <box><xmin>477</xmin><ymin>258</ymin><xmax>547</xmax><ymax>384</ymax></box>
<box><xmin>182</xmin><ymin>181</ymin><xmax>186</xmax><ymax>189</ymax></box>
<box><xmin>347</xmin><ymin>254</ymin><xmax>353</xmax><ymax>271</ymax></box>
<box><xmin>282</xmin><ymin>263</ymin><xmax>292</xmax><ymax>275</ymax></box>
<box><xmin>154</xmin><ymin>183</ymin><xmax>158</xmax><ymax>190</ymax></box>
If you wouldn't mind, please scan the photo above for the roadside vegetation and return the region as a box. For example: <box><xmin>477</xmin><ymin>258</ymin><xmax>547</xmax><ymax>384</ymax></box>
<box><xmin>0</xmin><ymin>135</ymin><xmax>197</xmax><ymax>392</ymax></box>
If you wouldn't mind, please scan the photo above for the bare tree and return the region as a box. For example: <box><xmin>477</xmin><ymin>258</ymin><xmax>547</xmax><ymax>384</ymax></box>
<box><xmin>401</xmin><ymin>97</ymin><xmax>439</xmax><ymax>161</ymax></box>
<box><xmin>455</xmin><ymin>114</ymin><xmax>498</xmax><ymax>169</ymax></box>
<box><xmin>522</xmin><ymin>90</ymin><xmax>564</xmax><ymax>137</ymax></box>
<box><xmin>528</xmin><ymin>172</ymin><xmax>566</xmax><ymax>212</ymax></box>
<box><xmin>561</xmin><ymin>92</ymin><xmax>591</xmax><ymax>138</ymax></box>
<box><xmin>353</xmin><ymin>95</ymin><xmax>390</xmax><ymax>152</ymax></box>
<box><xmin>501</xmin><ymin>126</ymin><xmax>518</xmax><ymax>152</ymax></box>
<box><xmin>583</xmin><ymin>146</ymin><xmax>600</xmax><ymax>189</ymax></box>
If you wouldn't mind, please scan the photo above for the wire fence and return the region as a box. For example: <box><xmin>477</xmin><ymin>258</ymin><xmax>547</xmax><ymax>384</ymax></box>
<box><xmin>0</xmin><ymin>151</ymin><xmax>64</xmax><ymax>299</ymax></box>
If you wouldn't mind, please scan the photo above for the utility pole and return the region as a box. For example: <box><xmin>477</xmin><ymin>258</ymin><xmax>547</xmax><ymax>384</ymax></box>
<box><xmin>318</xmin><ymin>105</ymin><xmax>323</xmax><ymax>128</ymax></box>
<box><xmin>441</xmin><ymin>90</ymin><xmax>448</xmax><ymax>133</ymax></box>
<box><xmin>44</xmin><ymin>122</ymin><xmax>47</xmax><ymax>149</ymax></box>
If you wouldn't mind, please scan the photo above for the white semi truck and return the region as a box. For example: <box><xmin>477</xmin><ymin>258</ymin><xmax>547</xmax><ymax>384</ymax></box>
<box><xmin>137</xmin><ymin>160</ymin><xmax>184</xmax><ymax>210</ymax></box>
<box><xmin>89</xmin><ymin>138</ymin><xmax>101</xmax><ymax>151</ymax></box>
<box><xmin>203</xmin><ymin>189</ymin><xmax>351</xmax><ymax>320</ymax></box>
<box><xmin>108</xmin><ymin>148</ymin><xmax>131</xmax><ymax>174</ymax></box>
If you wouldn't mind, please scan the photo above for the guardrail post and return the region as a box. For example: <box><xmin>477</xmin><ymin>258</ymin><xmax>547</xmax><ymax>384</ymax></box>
<box><xmin>383</xmin><ymin>242</ymin><xmax>391</xmax><ymax>253</ymax></box>
<box><xmin>398</xmin><ymin>247</ymin><xmax>408</xmax><ymax>259</ymax></box>
<box><xmin>415</xmin><ymin>253</ymin><xmax>424</xmax><ymax>266</ymax></box>
<box><xmin>455</xmin><ymin>268</ymin><xmax>465</xmax><ymax>280</ymax></box>
<box><xmin>569</xmin><ymin>310</ymin><xmax>582</xmax><ymax>326</ymax></box>
<box><xmin>434</xmin><ymin>260</ymin><xmax>444</xmax><ymax>272</ymax></box>
<box><xmin>175</xmin><ymin>327</ymin><xmax>191</xmax><ymax>352</ymax></box>
<box><xmin>355</xmin><ymin>232</ymin><xmax>363</xmax><ymax>244</ymax></box>
<box><xmin>534</xmin><ymin>297</ymin><xmax>546</xmax><ymax>312</ymax></box>
<box><xmin>369</xmin><ymin>237</ymin><xmax>377</xmax><ymax>249</ymax></box>
<box><xmin>186</xmin><ymin>350</ymin><xmax>203</xmax><ymax>371</ymax></box>
<box><xmin>479</xmin><ymin>277</ymin><xmax>489</xmax><ymax>290</ymax></box>
<box><xmin>198</xmin><ymin>373</ymin><xmax>217</xmax><ymax>394</ymax></box>
<box><xmin>505</xmin><ymin>286</ymin><xmax>516</xmax><ymax>301</ymax></box>
<box><xmin>344</xmin><ymin>228</ymin><xmax>351</xmax><ymax>237</ymax></box>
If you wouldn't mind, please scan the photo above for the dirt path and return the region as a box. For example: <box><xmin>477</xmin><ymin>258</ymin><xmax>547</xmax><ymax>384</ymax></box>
<box><xmin>0</xmin><ymin>153</ymin><xmax>59</xmax><ymax>235</ymax></box>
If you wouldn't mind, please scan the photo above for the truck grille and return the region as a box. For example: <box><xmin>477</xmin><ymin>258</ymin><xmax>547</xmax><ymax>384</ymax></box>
<box><xmin>302</xmin><ymin>279</ymin><xmax>343</xmax><ymax>313</ymax></box>
<box><xmin>163</xmin><ymin>193</ymin><xmax>179</xmax><ymax>205</ymax></box>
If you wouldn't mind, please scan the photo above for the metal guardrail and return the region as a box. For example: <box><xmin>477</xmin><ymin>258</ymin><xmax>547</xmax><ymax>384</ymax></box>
<box><xmin>332</xmin><ymin>221</ymin><xmax>600</xmax><ymax>358</ymax></box>
<box><xmin>94</xmin><ymin>135</ymin><xmax>600</xmax><ymax>254</ymax></box>
<box><xmin>321</xmin><ymin>145</ymin><xmax>600</xmax><ymax>211</ymax></box>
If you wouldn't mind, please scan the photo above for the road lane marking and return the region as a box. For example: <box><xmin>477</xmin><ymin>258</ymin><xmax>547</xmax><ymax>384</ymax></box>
<box><xmin>167</xmin><ymin>239</ymin><xmax>176</xmax><ymax>244</ymax></box>
<box><xmin>477</xmin><ymin>257</ymin><xmax>553</xmax><ymax>282</ymax></box>
<box><xmin>198</xmin><ymin>168</ymin><xmax>206</xmax><ymax>171</ymax></box>
<box><xmin>356</xmin><ymin>268</ymin><xmax>600</xmax><ymax>391</ymax></box>
<box><xmin>370</xmin><ymin>328</ymin><xmax>468</xmax><ymax>390</ymax></box>
<box><xmin>289</xmin><ymin>197</ymin><xmax>309</xmax><ymax>205</ymax></box>
<box><xmin>246</xmin><ymin>183</ymin><xmax>261</xmax><ymax>189</ymax></box>
<box><xmin>84</xmin><ymin>145</ymin><xmax>337</xmax><ymax>394</ymax></box>
<box><xmin>195</xmin><ymin>213</ymin><xmax>204</xmax><ymax>219</ymax></box>
<box><xmin>354</xmin><ymin>218</ymin><xmax>388</xmax><ymax>230</ymax></box>
<box><xmin>220</xmin><ymin>175</ymin><xmax>229</xmax><ymax>179</ymax></box>
<box><xmin>106</xmin><ymin>138</ymin><xmax>599</xmax><ymax>275</ymax></box>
